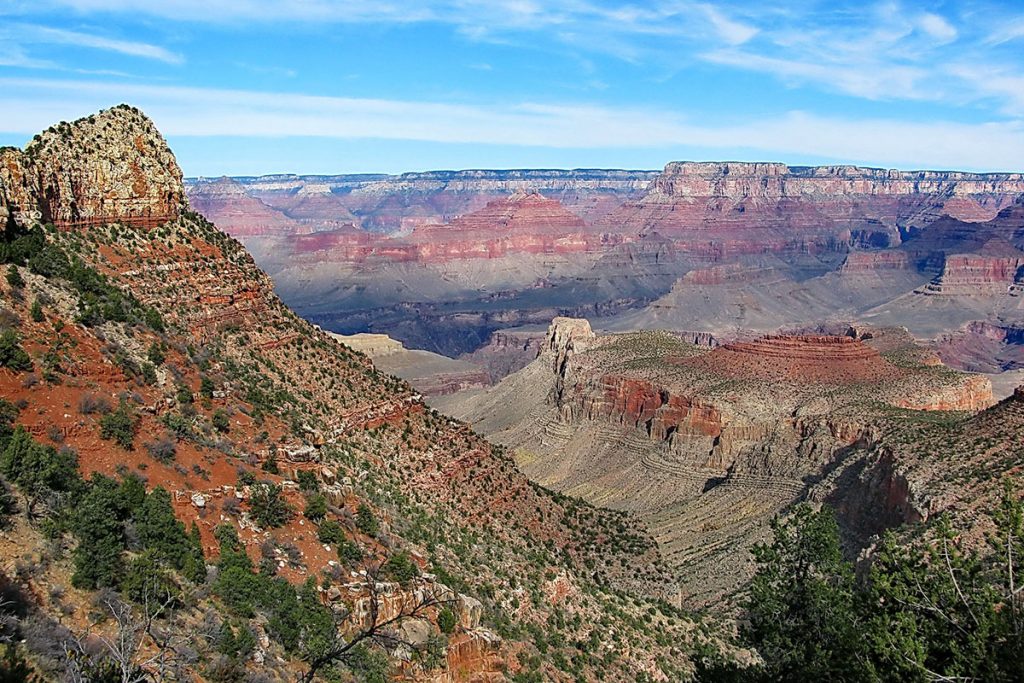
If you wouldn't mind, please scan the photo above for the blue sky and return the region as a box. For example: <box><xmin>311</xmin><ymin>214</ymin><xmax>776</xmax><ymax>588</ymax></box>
<box><xmin>2</xmin><ymin>1</ymin><xmax>1024</xmax><ymax>175</ymax></box>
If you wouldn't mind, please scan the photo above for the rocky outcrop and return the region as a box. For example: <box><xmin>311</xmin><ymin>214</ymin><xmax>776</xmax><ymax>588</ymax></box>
<box><xmin>1</xmin><ymin>105</ymin><xmax>183</xmax><ymax>229</ymax></box>
<box><xmin>684</xmin><ymin>335</ymin><xmax>904</xmax><ymax>383</ymax></box>
<box><xmin>839</xmin><ymin>251</ymin><xmax>911</xmax><ymax>272</ymax></box>
<box><xmin>894</xmin><ymin>374</ymin><xmax>994</xmax><ymax>411</ymax></box>
<box><xmin>916</xmin><ymin>253</ymin><xmax>1024</xmax><ymax>295</ymax></box>
<box><xmin>329</xmin><ymin>332</ymin><xmax>406</xmax><ymax>358</ymax></box>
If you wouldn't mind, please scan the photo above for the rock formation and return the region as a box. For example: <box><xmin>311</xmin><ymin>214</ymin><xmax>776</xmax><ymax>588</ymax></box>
<box><xmin>442</xmin><ymin>317</ymin><xmax>994</xmax><ymax>604</ymax></box>
<box><xmin>1</xmin><ymin>105</ymin><xmax>183</xmax><ymax>229</ymax></box>
<box><xmin>189</xmin><ymin>161</ymin><xmax>1024</xmax><ymax>358</ymax></box>
<box><xmin>683</xmin><ymin>335</ymin><xmax>904</xmax><ymax>383</ymax></box>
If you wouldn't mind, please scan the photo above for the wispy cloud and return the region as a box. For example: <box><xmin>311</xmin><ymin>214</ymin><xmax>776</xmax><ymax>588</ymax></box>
<box><xmin>16</xmin><ymin>0</ymin><xmax>758</xmax><ymax>61</ymax></box>
<box><xmin>694</xmin><ymin>2</ymin><xmax>1024</xmax><ymax>117</ymax></box>
<box><xmin>2</xmin><ymin>77</ymin><xmax>1022</xmax><ymax>171</ymax></box>
<box><xmin>0</xmin><ymin>22</ymin><xmax>183</xmax><ymax>67</ymax></box>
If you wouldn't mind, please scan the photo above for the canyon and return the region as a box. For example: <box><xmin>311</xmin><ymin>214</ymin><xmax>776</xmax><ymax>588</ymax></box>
<box><xmin>438</xmin><ymin>318</ymin><xmax>998</xmax><ymax>605</ymax></box>
<box><xmin>5</xmin><ymin>104</ymin><xmax>1024</xmax><ymax>681</ymax></box>
<box><xmin>187</xmin><ymin>162</ymin><xmax>1024</xmax><ymax>376</ymax></box>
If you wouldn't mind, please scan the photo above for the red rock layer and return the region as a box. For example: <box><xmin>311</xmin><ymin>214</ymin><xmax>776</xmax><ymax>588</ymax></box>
<box><xmin>917</xmin><ymin>254</ymin><xmax>1024</xmax><ymax>295</ymax></box>
<box><xmin>288</xmin><ymin>192</ymin><xmax>613</xmax><ymax>263</ymax></box>
<box><xmin>839</xmin><ymin>251</ymin><xmax>911</xmax><ymax>272</ymax></box>
<box><xmin>605</xmin><ymin>162</ymin><xmax>1024</xmax><ymax>260</ymax></box>
<box><xmin>578</xmin><ymin>376</ymin><xmax>724</xmax><ymax>440</ymax></box>
<box><xmin>187</xmin><ymin>177</ymin><xmax>303</xmax><ymax>236</ymax></box>
<box><xmin>682</xmin><ymin>335</ymin><xmax>904</xmax><ymax>384</ymax></box>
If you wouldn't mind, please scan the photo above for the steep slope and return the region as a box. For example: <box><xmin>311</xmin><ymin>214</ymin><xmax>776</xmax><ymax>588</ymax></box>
<box><xmin>0</xmin><ymin>106</ymin><xmax>705</xmax><ymax>682</ymax></box>
<box><xmin>440</xmin><ymin>318</ymin><xmax>994</xmax><ymax>605</ymax></box>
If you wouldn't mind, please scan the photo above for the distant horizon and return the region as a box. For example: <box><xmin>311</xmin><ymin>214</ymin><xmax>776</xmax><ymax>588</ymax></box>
<box><xmin>181</xmin><ymin>160</ymin><xmax>1024</xmax><ymax>181</ymax></box>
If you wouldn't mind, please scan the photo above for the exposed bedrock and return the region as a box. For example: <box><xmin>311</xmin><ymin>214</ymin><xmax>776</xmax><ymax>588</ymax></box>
<box><xmin>1</xmin><ymin>105</ymin><xmax>184</xmax><ymax>229</ymax></box>
<box><xmin>916</xmin><ymin>253</ymin><xmax>1024</xmax><ymax>295</ymax></box>
<box><xmin>935</xmin><ymin>321</ymin><xmax>1024</xmax><ymax>373</ymax></box>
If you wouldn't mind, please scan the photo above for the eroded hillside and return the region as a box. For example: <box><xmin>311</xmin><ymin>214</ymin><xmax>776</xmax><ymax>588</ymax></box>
<box><xmin>0</xmin><ymin>106</ymin><xmax>712</xmax><ymax>682</ymax></box>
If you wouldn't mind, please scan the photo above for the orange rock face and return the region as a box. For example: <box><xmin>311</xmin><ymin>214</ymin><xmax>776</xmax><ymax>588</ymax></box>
<box><xmin>579</xmin><ymin>375</ymin><xmax>724</xmax><ymax>440</ymax></box>
<box><xmin>682</xmin><ymin>335</ymin><xmax>904</xmax><ymax>383</ymax></box>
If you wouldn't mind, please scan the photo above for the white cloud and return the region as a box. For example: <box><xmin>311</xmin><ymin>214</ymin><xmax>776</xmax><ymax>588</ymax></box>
<box><xmin>1</xmin><ymin>77</ymin><xmax>1021</xmax><ymax>171</ymax></box>
<box><xmin>986</xmin><ymin>16</ymin><xmax>1024</xmax><ymax>45</ymax></box>
<box><xmin>917</xmin><ymin>12</ymin><xmax>956</xmax><ymax>42</ymax></box>
<box><xmin>0</xmin><ymin>23</ymin><xmax>183</xmax><ymax>66</ymax></box>
<box><xmin>698</xmin><ymin>4</ymin><xmax>758</xmax><ymax>45</ymax></box>
<box><xmin>701</xmin><ymin>49</ymin><xmax>929</xmax><ymax>101</ymax></box>
<box><xmin>26</xmin><ymin>25</ymin><xmax>183</xmax><ymax>63</ymax></box>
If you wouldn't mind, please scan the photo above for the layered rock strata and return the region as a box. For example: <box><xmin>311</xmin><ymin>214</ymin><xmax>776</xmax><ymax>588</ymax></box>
<box><xmin>1</xmin><ymin>105</ymin><xmax>183</xmax><ymax>229</ymax></box>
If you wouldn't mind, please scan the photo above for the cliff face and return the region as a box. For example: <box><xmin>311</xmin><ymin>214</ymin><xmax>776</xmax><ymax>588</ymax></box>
<box><xmin>606</xmin><ymin>161</ymin><xmax>1024</xmax><ymax>260</ymax></box>
<box><xmin>1</xmin><ymin>105</ymin><xmax>184</xmax><ymax>229</ymax></box>
<box><xmin>917</xmin><ymin>253</ymin><xmax>1024</xmax><ymax>295</ymax></box>
<box><xmin>650</xmin><ymin>161</ymin><xmax>1024</xmax><ymax>200</ymax></box>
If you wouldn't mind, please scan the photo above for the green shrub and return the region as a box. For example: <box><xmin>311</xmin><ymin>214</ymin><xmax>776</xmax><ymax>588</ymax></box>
<box><xmin>0</xmin><ymin>330</ymin><xmax>32</xmax><ymax>372</ymax></box>
<box><xmin>30</xmin><ymin>299</ymin><xmax>43</xmax><ymax>323</ymax></box>
<box><xmin>200</xmin><ymin>375</ymin><xmax>215</xmax><ymax>399</ymax></box>
<box><xmin>356</xmin><ymin>503</ymin><xmax>379</xmax><ymax>537</ymax></box>
<box><xmin>337</xmin><ymin>537</ymin><xmax>363</xmax><ymax>567</ymax></box>
<box><xmin>383</xmin><ymin>550</ymin><xmax>419</xmax><ymax>586</ymax></box>
<box><xmin>5</xmin><ymin>265</ymin><xmax>24</xmax><ymax>289</ymax></box>
<box><xmin>99</xmin><ymin>401</ymin><xmax>139</xmax><ymax>450</ymax></box>
<box><xmin>438</xmin><ymin>607</ymin><xmax>457</xmax><ymax>634</ymax></box>
<box><xmin>248</xmin><ymin>482</ymin><xmax>291</xmax><ymax>528</ymax></box>
<box><xmin>303</xmin><ymin>493</ymin><xmax>327</xmax><ymax>521</ymax></box>
<box><xmin>296</xmin><ymin>469</ymin><xmax>319</xmax><ymax>492</ymax></box>
<box><xmin>212</xmin><ymin>409</ymin><xmax>230</xmax><ymax>433</ymax></box>
<box><xmin>147</xmin><ymin>341</ymin><xmax>165</xmax><ymax>366</ymax></box>
<box><xmin>123</xmin><ymin>550</ymin><xmax>179</xmax><ymax>610</ymax></box>
<box><xmin>317</xmin><ymin>519</ymin><xmax>345</xmax><ymax>545</ymax></box>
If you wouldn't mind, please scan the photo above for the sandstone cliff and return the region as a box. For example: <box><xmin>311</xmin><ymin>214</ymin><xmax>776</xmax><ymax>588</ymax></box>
<box><xmin>1</xmin><ymin>104</ymin><xmax>183</xmax><ymax>229</ymax></box>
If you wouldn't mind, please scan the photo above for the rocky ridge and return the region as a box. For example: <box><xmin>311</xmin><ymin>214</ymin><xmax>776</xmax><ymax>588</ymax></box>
<box><xmin>1</xmin><ymin>105</ymin><xmax>184</xmax><ymax>229</ymax></box>
<box><xmin>0</xmin><ymin>107</ymin><xmax>702</xmax><ymax>682</ymax></box>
